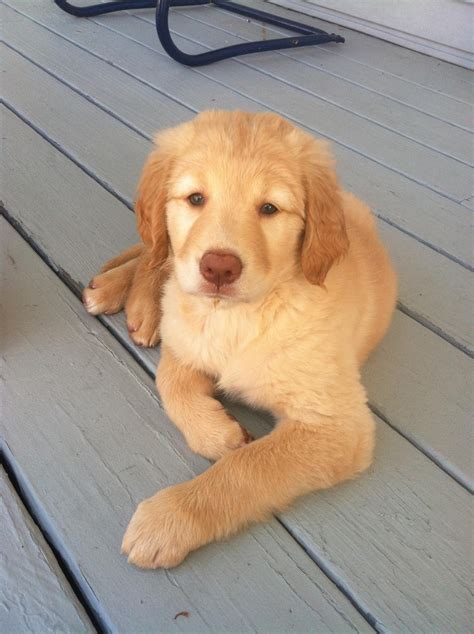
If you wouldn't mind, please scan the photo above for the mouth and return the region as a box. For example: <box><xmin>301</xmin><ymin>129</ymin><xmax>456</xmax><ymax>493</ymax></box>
<box><xmin>199</xmin><ymin>282</ymin><xmax>237</xmax><ymax>299</ymax></box>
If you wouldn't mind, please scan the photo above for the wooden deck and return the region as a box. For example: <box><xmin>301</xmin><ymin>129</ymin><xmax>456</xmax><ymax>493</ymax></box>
<box><xmin>1</xmin><ymin>0</ymin><xmax>472</xmax><ymax>631</ymax></box>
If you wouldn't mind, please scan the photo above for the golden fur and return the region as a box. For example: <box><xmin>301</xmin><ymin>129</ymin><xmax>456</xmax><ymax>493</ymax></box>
<box><xmin>83</xmin><ymin>111</ymin><xmax>397</xmax><ymax>569</ymax></box>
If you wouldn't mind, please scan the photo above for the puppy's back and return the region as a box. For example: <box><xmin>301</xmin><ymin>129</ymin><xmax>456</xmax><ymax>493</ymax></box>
<box><xmin>341</xmin><ymin>192</ymin><xmax>397</xmax><ymax>364</ymax></box>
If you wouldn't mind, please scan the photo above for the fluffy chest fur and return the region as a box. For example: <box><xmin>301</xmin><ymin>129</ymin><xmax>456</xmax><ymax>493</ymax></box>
<box><xmin>161</xmin><ymin>277</ymin><xmax>272</xmax><ymax>376</ymax></box>
<box><xmin>160</xmin><ymin>277</ymin><xmax>352</xmax><ymax>418</ymax></box>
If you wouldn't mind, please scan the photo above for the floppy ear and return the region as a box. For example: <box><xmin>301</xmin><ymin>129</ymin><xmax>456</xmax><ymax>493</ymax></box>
<box><xmin>301</xmin><ymin>141</ymin><xmax>349</xmax><ymax>285</ymax></box>
<box><xmin>135</xmin><ymin>141</ymin><xmax>172</xmax><ymax>268</ymax></box>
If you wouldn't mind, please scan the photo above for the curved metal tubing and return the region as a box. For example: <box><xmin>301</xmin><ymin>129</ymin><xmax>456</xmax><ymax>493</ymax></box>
<box><xmin>54</xmin><ymin>0</ymin><xmax>344</xmax><ymax>66</ymax></box>
<box><xmin>54</xmin><ymin>0</ymin><xmax>156</xmax><ymax>17</ymax></box>
<box><xmin>156</xmin><ymin>0</ymin><xmax>343</xmax><ymax>66</ymax></box>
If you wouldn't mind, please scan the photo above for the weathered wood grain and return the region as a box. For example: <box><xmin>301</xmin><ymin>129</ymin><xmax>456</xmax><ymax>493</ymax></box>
<box><xmin>3</xmin><ymin>144</ymin><xmax>469</xmax><ymax>631</ymax></box>
<box><xmin>1</xmin><ymin>7</ymin><xmax>192</xmax><ymax>134</ymax></box>
<box><xmin>2</xmin><ymin>7</ymin><xmax>473</xmax><ymax>629</ymax></box>
<box><xmin>1</xmin><ymin>218</ymin><xmax>371</xmax><ymax>633</ymax></box>
<box><xmin>0</xmin><ymin>468</ymin><xmax>94</xmax><ymax>633</ymax></box>
<box><xmin>139</xmin><ymin>9</ymin><xmax>471</xmax><ymax>164</ymax></box>
<box><xmin>5</xmin><ymin>1</ymin><xmax>471</xmax><ymax>269</ymax></box>
<box><xmin>92</xmin><ymin>12</ymin><xmax>472</xmax><ymax>201</ymax></box>
<box><xmin>2</xmin><ymin>64</ymin><xmax>472</xmax><ymax>485</ymax></box>
<box><xmin>2</xmin><ymin>34</ymin><xmax>472</xmax><ymax>357</ymax></box>
<box><xmin>257</xmin><ymin>0</ymin><xmax>473</xmax><ymax>103</ymax></box>
<box><xmin>4</xmin><ymin>90</ymin><xmax>470</xmax><ymax>631</ymax></box>
<box><xmin>281</xmin><ymin>424</ymin><xmax>473</xmax><ymax>633</ymax></box>
<box><xmin>362</xmin><ymin>311</ymin><xmax>472</xmax><ymax>486</ymax></box>
<box><xmin>177</xmin><ymin>4</ymin><xmax>473</xmax><ymax>130</ymax></box>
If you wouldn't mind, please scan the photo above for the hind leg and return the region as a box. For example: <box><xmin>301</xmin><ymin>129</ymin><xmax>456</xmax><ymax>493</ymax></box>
<box><xmin>100</xmin><ymin>244</ymin><xmax>145</xmax><ymax>273</ymax></box>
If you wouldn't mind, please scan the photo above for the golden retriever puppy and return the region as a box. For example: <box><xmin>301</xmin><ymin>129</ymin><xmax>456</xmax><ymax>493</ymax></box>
<box><xmin>83</xmin><ymin>111</ymin><xmax>397</xmax><ymax>569</ymax></box>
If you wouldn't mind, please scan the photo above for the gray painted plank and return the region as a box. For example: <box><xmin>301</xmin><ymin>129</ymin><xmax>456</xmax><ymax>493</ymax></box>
<box><xmin>6</xmin><ymin>1</ymin><xmax>471</xmax><ymax>270</ymax></box>
<box><xmin>0</xmin><ymin>468</ymin><xmax>94</xmax><ymax>634</ymax></box>
<box><xmin>141</xmin><ymin>9</ymin><xmax>472</xmax><ymax>164</ymax></box>
<box><xmin>362</xmin><ymin>311</ymin><xmax>473</xmax><ymax>486</ymax></box>
<box><xmin>262</xmin><ymin>0</ymin><xmax>473</xmax><ymax>103</ymax></box>
<box><xmin>376</xmin><ymin>222</ymin><xmax>472</xmax><ymax>356</ymax></box>
<box><xmin>1</xmin><ymin>6</ymin><xmax>192</xmax><ymax>134</ymax></box>
<box><xmin>177</xmin><ymin>4</ymin><xmax>473</xmax><ymax>131</ymax></box>
<box><xmin>282</xmin><ymin>424</ymin><xmax>473</xmax><ymax>633</ymax></box>
<box><xmin>1</xmin><ymin>219</ymin><xmax>370</xmax><ymax>633</ymax></box>
<box><xmin>2</xmin><ymin>34</ymin><xmax>472</xmax><ymax>358</ymax></box>
<box><xmin>93</xmin><ymin>12</ymin><xmax>472</xmax><ymax>201</ymax></box>
<box><xmin>2</xmin><ymin>6</ymin><xmax>466</xmax><ymax>629</ymax></box>
<box><xmin>2</xmin><ymin>57</ymin><xmax>473</xmax><ymax>484</ymax></box>
<box><xmin>3</xmin><ymin>140</ymin><xmax>472</xmax><ymax>632</ymax></box>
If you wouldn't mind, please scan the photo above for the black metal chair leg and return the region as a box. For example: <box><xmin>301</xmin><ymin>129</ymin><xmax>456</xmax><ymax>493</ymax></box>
<box><xmin>54</xmin><ymin>0</ymin><xmax>156</xmax><ymax>17</ymax></box>
<box><xmin>54</xmin><ymin>0</ymin><xmax>344</xmax><ymax>66</ymax></box>
<box><xmin>156</xmin><ymin>0</ymin><xmax>344</xmax><ymax>66</ymax></box>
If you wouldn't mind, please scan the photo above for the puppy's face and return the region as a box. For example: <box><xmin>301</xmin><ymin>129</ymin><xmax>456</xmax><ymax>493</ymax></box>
<box><xmin>136</xmin><ymin>111</ymin><xmax>348</xmax><ymax>303</ymax></box>
<box><xmin>167</xmin><ymin>129</ymin><xmax>305</xmax><ymax>303</ymax></box>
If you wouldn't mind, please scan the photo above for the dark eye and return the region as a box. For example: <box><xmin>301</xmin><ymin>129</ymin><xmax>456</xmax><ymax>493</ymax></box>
<box><xmin>188</xmin><ymin>193</ymin><xmax>205</xmax><ymax>206</ymax></box>
<box><xmin>260</xmin><ymin>203</ymin><xmax>278</xmax><ymax>215</ymax></box>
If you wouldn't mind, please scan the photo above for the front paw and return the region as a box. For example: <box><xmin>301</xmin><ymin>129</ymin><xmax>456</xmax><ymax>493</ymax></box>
<box><xmin>122</xmin><ymin>485</ymin><xmax>209</xmax><ymax>569</ymax></box>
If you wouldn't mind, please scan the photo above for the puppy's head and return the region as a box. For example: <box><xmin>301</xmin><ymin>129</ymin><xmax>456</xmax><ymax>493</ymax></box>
<box><xmin>136</xmin><ymin>111</ymin><xmax>348</xmax><ymax>302</ymax></box>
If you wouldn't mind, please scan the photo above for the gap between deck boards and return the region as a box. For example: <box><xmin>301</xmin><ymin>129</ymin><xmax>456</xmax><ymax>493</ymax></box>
<box><xmin>2</xmin><ymin>36</ymin><xmax>470</xmax><ymax>277</ymax></box>
<box><xmin>1</xmin><ymin>187</ymin><xmax>471</xmax><ymax>498</ymax></box>
<box><xmin>2</xmin><ymin>217</ymin><xmax>378</xmax><ymax>633</ymax></box>
<box><xmin>175</xmin><ymin>5</ymin><xmax>473</xmax><ymax>130</ymax></box>
<box><xmin>2</xmin><ymin>90</ymin><xmax>471</xmax><ymax>358</ymax></box>
<box><xmin>2</xmin><ymin>5</ymin><xmax>472</xmax><ymax>629</ymax></box>
<box><xmin>5</xmin><ymin>205</ymin><xmax>470</xmax><ymax>631</ymax></box>
<box><xmin>2</xmin><ymin>37</ymin><xmax>472</xmax><ymax>483</ymax></box>
<box><xmin>3</xmin><ymin>84</ymin><xmax>472</xmax><ymax>360</ymax></box>
<box><xmin>134</xmin><ymin>10</ymin><xmax>472</xmax><ymax>165</ymax></box>
<box><xmin>3</xmin><ymin>2</ymin><xmax>471</xmax><ymax>277</ymax></box>
<box><xmin>0</xmin><ymin>441</ymin><xmax>111</xmax><ymax>634</ymax></box>
<box><xmin>2</xmin><ymin>86</ymin><xmax>472</xmax><ymax>489</ymax></box>
<box><xmin>90</xmin><ymin>14</ymin><xmax>470</xmax><ymax>204</ymax></box>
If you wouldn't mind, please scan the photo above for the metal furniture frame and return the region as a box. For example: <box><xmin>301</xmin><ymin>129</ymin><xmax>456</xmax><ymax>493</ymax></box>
<box><xmin>54</xmin><ymin>0</ymin><xmax>344</xmax><ymax>66</ymax></box>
